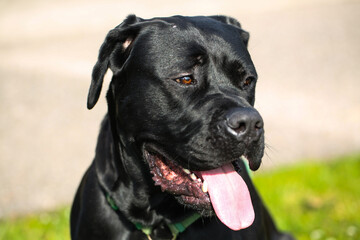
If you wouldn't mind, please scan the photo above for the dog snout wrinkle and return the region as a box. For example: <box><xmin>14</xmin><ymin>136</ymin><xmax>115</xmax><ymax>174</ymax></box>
<box><xmin>224</xmin><ymin>107</ymin><xmax>263</xmax><ymax>143</ymax></box>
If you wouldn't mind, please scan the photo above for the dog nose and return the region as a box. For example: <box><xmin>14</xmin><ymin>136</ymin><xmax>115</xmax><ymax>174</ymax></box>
<box><xmin>225</xmin><ymin>107</ymin><xmax>264</xmax><ymax>143</ymax></box>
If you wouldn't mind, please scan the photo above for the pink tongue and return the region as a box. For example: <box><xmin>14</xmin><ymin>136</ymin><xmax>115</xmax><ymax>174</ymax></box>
<box><xmin>199</xmin><ymin>163</ymin><xmax>254</xmax><ymax>230</ymax></box>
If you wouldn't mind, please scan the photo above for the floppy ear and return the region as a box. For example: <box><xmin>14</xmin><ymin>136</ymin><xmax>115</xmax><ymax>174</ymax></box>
<box><xmin>87</xmin><ymin>15</ymin><xmax>143</xmax><ymax>109</ymax></box>
<box><xmin>209</xmin><ymin>15</ymin><xmax>250</xmax><ymax>47</ymax></box>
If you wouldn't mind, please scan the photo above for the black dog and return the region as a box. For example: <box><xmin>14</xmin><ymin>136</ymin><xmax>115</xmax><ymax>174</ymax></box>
<box><xmin>71</xmin><ymin>15</ymin><xmax>294</xmax><ymax>240</ymax></box>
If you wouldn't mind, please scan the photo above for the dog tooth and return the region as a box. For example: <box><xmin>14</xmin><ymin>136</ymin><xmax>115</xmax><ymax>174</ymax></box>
<box><xmin>183</xmin><ymin>168</ymin><xmax>191</xmax><ymax>174</ymax></box>
<box><xmin>190</xmin><ymin>173</ymin><xmax>197</xmax><ymax>181</ymax></box>
<box><xmin>202</xmin><ymin>180</ymin><xmax>208</xmax><ymax>193</ymax></box>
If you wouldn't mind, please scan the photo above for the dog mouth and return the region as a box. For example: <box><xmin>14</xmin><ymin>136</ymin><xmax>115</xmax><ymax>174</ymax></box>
<box><xmin>144</xmin><ymin>150</ymin><xmax>212</xmax><ymax>209</ymax></box>
<box><xmin>144</xmin><ymin>149</ymin><xmax>255</xmax><ymax>231</ymax></box>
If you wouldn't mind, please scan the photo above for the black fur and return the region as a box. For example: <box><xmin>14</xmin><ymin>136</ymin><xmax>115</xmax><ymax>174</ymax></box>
<box><xmin>71</xmin><ymin>15</ymin><xmax>294</xmax><ymax>240</ymax></box>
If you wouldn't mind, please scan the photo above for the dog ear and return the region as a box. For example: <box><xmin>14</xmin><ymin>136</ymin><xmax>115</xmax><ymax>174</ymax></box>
<box><xmin>209</xmin><ymin>15</ymin><xmax>250</xmax><ymax>47</ymax></box>
<box><xmin>87</xmin><ymin>15</ymin><xmax>143</xmax><ymax>109</ymax></box>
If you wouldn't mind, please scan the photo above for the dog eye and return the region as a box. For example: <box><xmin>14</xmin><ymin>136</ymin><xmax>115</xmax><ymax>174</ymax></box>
<box><xmin>174</xmin><ymin>76</ymin><xmax>196</xmax><ymax>85</ymax></box>
<box><xmin>244</xmin><ymin>77</ymin><xmax>252</xmax><ymax>86</ymax></box>
<box><xmin>241</xmin><ymin>76</ymin><xmax>255</xmax><ymax>88</ymax></box>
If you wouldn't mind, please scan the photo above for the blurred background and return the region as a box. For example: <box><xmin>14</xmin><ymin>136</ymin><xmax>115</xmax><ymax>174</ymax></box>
<box><xmin>0</xmin><ymin>0</ymin><xmax>359</xmax><ymax>238</ymax></box>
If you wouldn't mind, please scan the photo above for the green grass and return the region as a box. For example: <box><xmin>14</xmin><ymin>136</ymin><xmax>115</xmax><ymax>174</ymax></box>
<box><xmin>253</xmin><ymin>154</ymin><xmax>360</xmax><ymax>240</ymax></box>
<box><xmin>0</xmin><ymin>207</ymin><xmax>70</xmax><ymax>240</ymax></box>
<box><xmin>0</xmin><ymin>154</ymin><xmax>359</xmax><ymax>240</ymax></box>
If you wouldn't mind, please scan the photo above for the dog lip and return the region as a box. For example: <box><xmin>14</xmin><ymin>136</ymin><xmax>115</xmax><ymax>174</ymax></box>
<box><xmin>143</xmin><ymin>144</ymin><xmax>173</xmax><ymax>164</ymax></box>
<box><xmin>143</xmin><ymin>143</ymin><xmax>204</xmax><ymax>171</ymax></box>
<box><xmin>143</xmin><ymin>147</ymin><xmax>202</xmax><ymax>184</ymax></box>
<box><xmin>249</xmin><ymin>162</ymin><xmax>261</xmax><ymax>171</ymax></box>
<box><xmin>143</xmin><ymin>144</ymin><xmax>212</xmax><ymax>209</ymax></box>
<box><xmin>143</xmin><ymin>143</ymin><xmax>250</xmax><ymax>172</ymax></box>
<box><xmin>242</xmin><ymin>155</ymin><xmax>261</xmax><ymax>171</ymax></box>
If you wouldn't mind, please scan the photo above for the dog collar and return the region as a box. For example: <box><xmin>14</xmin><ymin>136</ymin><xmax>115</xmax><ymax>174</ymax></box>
<box><xmin>106</xmin><ymin>193</ymin><xmax>201</xmax><ymax>239</ymax></box>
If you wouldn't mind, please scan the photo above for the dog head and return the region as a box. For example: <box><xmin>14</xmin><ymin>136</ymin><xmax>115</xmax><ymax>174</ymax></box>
<box><xmin>88</xmin><ymin>15</ymin><xmax>264</xmax><ymax>230</ymax></box>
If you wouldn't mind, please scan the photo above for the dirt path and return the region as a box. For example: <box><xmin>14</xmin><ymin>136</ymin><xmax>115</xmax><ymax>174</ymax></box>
<box><xmin>0</xmin><ymin>0</ymin><xmax>359</xmax><ymax>217</ymax></box>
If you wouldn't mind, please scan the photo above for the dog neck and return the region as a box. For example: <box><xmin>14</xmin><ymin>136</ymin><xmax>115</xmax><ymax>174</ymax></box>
<box><xmin>95</xmin><ymin>115</ymin><xmax>201</xmax><ymax>238</ymax></box>
<box><xmin>105</xmin><ymin>191</ymin><xmax>201</xmax><ymax>239</ymax></box>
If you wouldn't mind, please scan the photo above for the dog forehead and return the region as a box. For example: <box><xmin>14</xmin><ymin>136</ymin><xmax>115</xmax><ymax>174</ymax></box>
<box><xmin>145</xmin><ymin>16</ymin><xmax>239</xmax><ymax>46</ymax></box>
<box><xmin>129</xmin><ymin>16</ymin><xmax>248</xmax><ymax>72</ymax></box>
